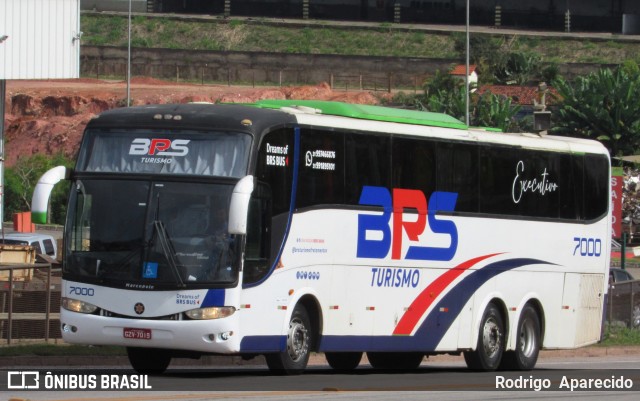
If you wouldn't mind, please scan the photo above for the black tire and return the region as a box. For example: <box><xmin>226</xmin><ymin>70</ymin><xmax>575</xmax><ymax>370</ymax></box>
<box><xmin>126</xmin><ymin>347</ymin><xmax>171</xmax><ymax>375</ymax></box>
<box><xmin>366</xmin><ymin>352</ymin><xmax>424</xmax><ymax>370</ymax></box>
<box><xmin>325</xmin><ymin>352</ymin><xmax>363</xmax><ymax>371</ymax></box>
<box><xmin>464</xmin><ymin>302</ymin><xmax>505</xmax><ymax>371</ymax></box>
<box><xmin>500</xmin><ymin>305</ymin><xmax>541</xmax><ymax>371</ymax></box>
<box><xmin>265</xmin><ymin>305</ymin><xmax>313</xmax><ymax>375</ymax></box>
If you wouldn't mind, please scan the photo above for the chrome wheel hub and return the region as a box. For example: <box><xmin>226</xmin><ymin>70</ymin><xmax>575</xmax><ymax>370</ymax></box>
<box><xmin>482</xmin><ymin>317</ymin><xmax>501</xmax><ymax>358</ymax></box>
<box><xmin>287</xmin><ymin>318</ymin><xmax>309</xmax><ymax>362</ymax></box>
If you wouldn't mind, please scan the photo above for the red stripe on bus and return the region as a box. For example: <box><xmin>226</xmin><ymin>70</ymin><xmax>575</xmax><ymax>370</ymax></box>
<box><xmin>392</xmin><ymin>253</ymin><xmax>501</xmax><ymax>335</ymax></box>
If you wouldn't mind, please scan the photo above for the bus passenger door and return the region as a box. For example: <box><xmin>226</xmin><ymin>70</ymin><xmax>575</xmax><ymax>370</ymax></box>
<box><xmin>243</xmin><ymin>128</ymin><xmax>295</xmax><ymax>287</ymax></box>
<box><xmin>243</xmin><ymin>183</ymin><xmax>272</xmax><ymax>284</ymax></box>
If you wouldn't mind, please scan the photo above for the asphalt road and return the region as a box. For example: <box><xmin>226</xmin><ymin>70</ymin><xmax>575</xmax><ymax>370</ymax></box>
<box><xmin>3</xmin><ymin>353</ymin><xmax>639</xmax><ymax>400</ymax></box>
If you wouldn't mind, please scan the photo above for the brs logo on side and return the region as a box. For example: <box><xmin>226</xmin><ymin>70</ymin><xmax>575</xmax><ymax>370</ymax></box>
<box><xmin>129</xmin><ymin>138</ymin><xmax>190</xmax><ymax>156</ymax></box>
<box><xmin>357</xmin><ymin>186</ymin><xmax>458</xmax><ymax>261</ymax></box>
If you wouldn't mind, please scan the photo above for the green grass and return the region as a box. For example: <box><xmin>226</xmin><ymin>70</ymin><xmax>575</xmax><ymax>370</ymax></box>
<box><xmin>599</xmin><ymin>325</ymin><xmax>640</xmax><ymax>346</ymax></box>
<box><xmin>80</xmin><ymin>14</ymin><xmax>640</xmax><ymax>64</ymax></box>
<box><xmin>610</xmin><ymin>256</ymin><xmax>640</xmax><ymax>268</ymax></box>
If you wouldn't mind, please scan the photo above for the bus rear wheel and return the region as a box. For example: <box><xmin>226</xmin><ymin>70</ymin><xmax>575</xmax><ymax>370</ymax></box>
<box><xmin>500</xmin><ymin>305</ymin><xmax>541</xmax><ymax>371</ymax></box>
<box><xmin>265</xmin><ymin>304</ymin><xmax>313</xmax><ymax>375</ymax></box>
<box><xmin>325</xmin><ymin>352</ymin><xmax>363</xmax><ymax>371</ymax></box>
<box><xmin>464</xmin><ymin>302</ymin><xmax>505</xmax><ymax>371</ymax></box>
<box><xmin>366</xmin><ymin>352</ymin><xmax>424</xmax><ymax>370</ymax></box>
<box><xmin>126</xmin><ymin>347</ymin><xmax>171</xmax><ymax>375</ymax></box>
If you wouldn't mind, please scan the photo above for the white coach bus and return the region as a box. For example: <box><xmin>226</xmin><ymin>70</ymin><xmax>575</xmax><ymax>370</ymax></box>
<box><xmin>32</xmin><ymin>100</ymin><xmax>611</xmax><ymax>374</ymax></box>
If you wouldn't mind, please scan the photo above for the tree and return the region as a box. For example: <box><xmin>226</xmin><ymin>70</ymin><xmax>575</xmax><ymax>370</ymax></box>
<box><xmin>390</xmin><ymin>69</ymin><xmax>522</xmax><ymax>132</ymax></box>
<box><xmin>4</xmin><ymin>154</ymin><xmax>74</xmax><ymax>225</ymax></box>
<box><xmin>452</xmin><ymin>33</ymin><xmax>503</xmax><ymax>66</ymax></box>
<box><xmin>473</xmin><ymin>92</ymin><xmax>521</xmax><ymax>132</ymax></box>
<box><xmin>453</xmin><ymin>34</ymin><xmax>545</xmax><ymax>85</ymax></box>
<box><xmin>426</xmin><ymin>85</ymin><xmax>467</xmax><ymax>122</ymax></box>
<box><xmin>403</xmin><ymin>69</ymin><xmax>469</xmax><ymax>122</ymax></box>
<box><xmin>492</xmin><ymin>51</ymin><xmax>541</xmax><ymax>85</ymax></box>
<box><xmin>552</xmin><ymin>66</ymin><xmax>640</xmax><ymax>157</ymax></box>
<box><xmin>389</xmin><ymin>69</ymin><xmax>467</xmax><ymax>120</ymax></box>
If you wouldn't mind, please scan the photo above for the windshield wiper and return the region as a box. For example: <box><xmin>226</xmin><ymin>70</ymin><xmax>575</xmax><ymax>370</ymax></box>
<box><xmin>154</xmin><ymin>220</ymin><xmax>185</xmax><ymax>288</ymax></box>
<box><xmin>103</xmin><ymin>243</ymin><xmax>144</xmax><ymax>278</ymax></box>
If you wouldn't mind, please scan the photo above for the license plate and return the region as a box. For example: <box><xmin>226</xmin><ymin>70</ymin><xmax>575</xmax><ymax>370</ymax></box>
<box><xmin>123</xmin><ymin>328</ymin><xmax>152</xmax><ymax>340</ymax></box>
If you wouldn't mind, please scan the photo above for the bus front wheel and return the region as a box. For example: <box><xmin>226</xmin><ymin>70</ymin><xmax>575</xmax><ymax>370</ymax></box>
<box><xmin>126</xmin><ymin>347</ymin><xmax>171</xmax><ymax>375</ymax></box>
<box><xmin>464</xmin><ymin>302</ymin><xmax>505</xmax><ymax>371</ymax></box>
<box><xmin>266</xmin><ymin>304</ymin><xmax>313</xmax><ymax>375</ymax></box>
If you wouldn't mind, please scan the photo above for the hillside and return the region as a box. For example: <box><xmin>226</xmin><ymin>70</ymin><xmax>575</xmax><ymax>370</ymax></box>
<box><xmin>3</xmin><ymin>78</ymin><xmax>383</xmax><ymax>166</ymax></box>
<box><xmin>81</xmin><ymin>13</ymin><xmax>640</xmax><ymax>64</ymax></box>
<box><xmin>4</xmin><ymin>14</ymin><xmax>640</xmax><ymax>166</ymax></box>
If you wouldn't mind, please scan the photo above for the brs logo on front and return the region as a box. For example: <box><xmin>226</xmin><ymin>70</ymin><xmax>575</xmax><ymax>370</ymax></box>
<box><xmin>357</xmin><ymin>186</ymin><xmax>458</xmax><ymax>261</ymax></box>
<box><xmin>129</xmin><ymin>138</ymin><xmax>190</xmax><ymax>156</ymax></box>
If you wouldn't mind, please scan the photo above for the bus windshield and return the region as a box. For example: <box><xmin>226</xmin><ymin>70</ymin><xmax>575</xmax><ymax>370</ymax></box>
<box><xmin>65</xmin><ymin>179</ymin><xmax>239</xmax><ymax>289</ymax></box>
<box><xmin>78</xmin><ymin>130</ymin><xmax>251</xmax><ymax>178</ymax></box>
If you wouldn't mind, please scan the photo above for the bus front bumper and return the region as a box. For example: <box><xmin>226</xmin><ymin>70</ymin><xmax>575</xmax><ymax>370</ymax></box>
<box><xmin>60</xmin><ymin>309</ymin><xmax>241</xmax><ymax>354</ymax></box>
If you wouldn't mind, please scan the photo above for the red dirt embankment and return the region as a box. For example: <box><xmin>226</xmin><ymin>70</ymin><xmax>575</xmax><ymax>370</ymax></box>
<box><xmin>3</xmin><ymin>78</ymin><xmax>386</xmax><ymax>166</ymax></box>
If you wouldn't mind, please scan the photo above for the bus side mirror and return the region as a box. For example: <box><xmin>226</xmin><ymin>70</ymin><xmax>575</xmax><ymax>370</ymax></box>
<box><xmin>228</xmin><ymin>175</ymin><xmax>254</xmax><ymax>235</ymax></box>
<box><xmin>31</xmin><ymin>166</ymin><xmax>69</xmax><ymax>224</ymax></box>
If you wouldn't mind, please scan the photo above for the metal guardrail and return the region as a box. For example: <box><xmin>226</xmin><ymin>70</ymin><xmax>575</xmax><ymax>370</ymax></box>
<box><xmin>0</xmin><ymin>263</ymin><xmax>58</xmax><ymax>345</ymax></box>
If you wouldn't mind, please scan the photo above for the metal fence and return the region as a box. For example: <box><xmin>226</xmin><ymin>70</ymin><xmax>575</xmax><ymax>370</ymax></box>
<box><xmin>607</xmin><ymin>280</ymin><xmax>640</xmax><ymax>329</ymax></box>
<box><xmin>83</xmin><ymin>61</ymin><xmax>427</xmax><ymax>93</ymax></box>
<box><xmin>0</xmin><ymin>263</ymin><xmax>59</xmax><ymax>345</ymax></box>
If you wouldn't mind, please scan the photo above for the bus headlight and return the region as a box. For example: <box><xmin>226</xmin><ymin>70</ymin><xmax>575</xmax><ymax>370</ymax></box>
<box><xmin>185</xmin><ymin>306</ymin><xmax>236</xmax><ymax>320</ymax></box>
<box><xmin>62</xmin><ymin>297</ymin><xmax>99</xmax><ymax>314</ymax></box>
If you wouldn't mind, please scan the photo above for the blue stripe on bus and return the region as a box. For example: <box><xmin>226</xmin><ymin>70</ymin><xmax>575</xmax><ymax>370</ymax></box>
<box><xmin>240</xmin><ymin>259</ymin><xmax>553</xmax><ymax>353</ymax></box>
<box><xmin>201</xmin><ymin>289</ymin><xmax>226</xmax><ymax>307</ymax></box>
<box><xmin>412</xmin><ymin>258</ymin><xmax>550</xmax><ymax>349</ymax></box>
<box><xmin>240</xmin><ymin>335</ymin><xmax>287</xmax><ymax>352</ymax></box>
<box><xmin>244</xmin><ymin>126</ymin><xmax>300</xmax><ymax>289</ymax></box>
<box><xmin>319</xmin><ymin>258</ymin><xmax>552</xmax><ymax>352</ymax></box>
<box><xmin>319</xmin><ymin>336</ymin><xmax>423</xmax><ymax>352</ymax></box>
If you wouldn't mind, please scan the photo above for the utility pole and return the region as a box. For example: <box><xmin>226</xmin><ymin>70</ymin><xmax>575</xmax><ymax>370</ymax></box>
<box><xmin>0</xmin><ymin>79</ymin><xmax>5</xmax><ymax>235</ymax></box>
<box><xmin>127</xmin><ymin>0</ymin><xmax>132</xmax><ymax>106</ymax></box>
<box><xmin>465</xmin><ymin>0</ymin><xmax>470</xmax><ymax>126</ymax></box>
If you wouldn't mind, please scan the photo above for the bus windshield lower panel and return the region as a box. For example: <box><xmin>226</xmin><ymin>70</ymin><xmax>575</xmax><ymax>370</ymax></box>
<box><xmin>65</xmin><ymin>179</ymin><xmax>239</xmax><ymax>289</ymax></box>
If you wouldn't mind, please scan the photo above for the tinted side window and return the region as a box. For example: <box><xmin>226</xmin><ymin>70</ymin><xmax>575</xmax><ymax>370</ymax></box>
<box><xmin>572</xmin><ymin>155</ymin><xmax>585</xmax><ymax>220</ymax></box>
<box><xmin>479</xmin><ymin>146</ymin><xmax>520</xmax><ymax>215</ymax></box>
<box><xmin>614</xmin><ymin>270</ymin><xmax>631</xmax><ymax>282</ymax></box>
<box><xmin>30</xmin><ymin>241</ymin><xmax>43</xmax><ymax>254</ymax></box>
<box><xmin>255</xmin><ymin>129</ymin><xmax>294</xmax><ymax>216</ymax></box>
<box><xmin>515</xmin><ymin>150</ymin><xmax>565</xmax><ymax>219</ymax></box>
<box><xmin>297</xmin><ymin>129</ymin><xmax>344</xmax><ymax>208</ymax></box>
<box><xmin>244</xmin><ymin>184</ymin><xmax>272</xmax><ymax>285</ymax></box>
<box><xmin>246</xmin><ymin>128</ymin><xmax>295</xmax><ymax>285</ymax></box>
<box><xmin>583</xmin><ymin>154</ymin><xmax>609</xmax><ymax>220</ymax></box>
<box><xmin>43</xmin><ymin>239</ymin><xmax>56</xmax><ymax>256</ymax></box>
<box><xmin>345</xmin><ymin>133</ymin><xmax>391</xmax><ymax>205</ymax></box>
<box><xmin>392</xmin><ymin>137</ymin><xmax>436</xmax><ymax>196</ymax></box>
<box><xmin>437</xmin><ymin>142</ymin><xmax>478</xmax><ymax>213</ymax></box>
<box><xmin>481</xmin><ymin>148</ymin><xmax>578</xmax><ymax>219</ymax></box>
<box><xmin>558</xmin><ymin>153</ymin><xmax>580</xmax><ymax>220</ymax></box>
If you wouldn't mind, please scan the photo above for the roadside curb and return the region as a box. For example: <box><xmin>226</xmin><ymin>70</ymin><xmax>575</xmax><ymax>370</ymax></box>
<box><xmin>0</xmin><ymin>354</ymin><xmax>266</xmax><ymax>368</ymax></box>
<box><xmin>539</xmin><ymin>345</ymin><xmax>640</xmax><ymax>358</ymax></box>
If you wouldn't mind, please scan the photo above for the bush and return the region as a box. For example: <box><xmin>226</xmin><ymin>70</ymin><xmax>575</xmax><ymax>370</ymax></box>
<box><xmin>4</xmin><ymin>154</ymin><xmax>74</xmax><ymax>225</ymax></box>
